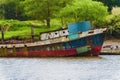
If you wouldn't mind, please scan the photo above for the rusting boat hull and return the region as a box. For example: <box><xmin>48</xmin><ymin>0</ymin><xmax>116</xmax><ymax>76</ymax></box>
<box><xmin>0</xmin><ymin>21</ymin><xmax>106</xmax><ymax>57</ymax></box>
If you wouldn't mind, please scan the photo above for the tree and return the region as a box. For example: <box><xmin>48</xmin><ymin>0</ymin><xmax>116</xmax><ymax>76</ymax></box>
<box><xmin>107</xmin><ymin>14</ymin><xmax>120</xmax><ymax>38</ymax></box>
<box><xmin>0</xmin><ymin>0</ymin><xmax>26</xmax><ymax>20</ymax></box>
<box><xmin>94</xmin><ymin>0</ymin><xmax>120</xmax><ymax>12</ymax></box>
<box><xmin>5</xmin><ymin>0</ymin><xmax>25</xmax><ymax>20</ymax></box>
<box><xmin>0</xmin><ymin>0</ymin><xmax>5</xmax><ymax>19</ymax></box>
<box><xmin>22</xmin><ymin>0</ymin><xmax>72</xmax><ymax>27</ymax></box>
<box><xmin>60</xmin><ymin>0</ymin><xmax>108</xmax><ymax>27</ymax></box>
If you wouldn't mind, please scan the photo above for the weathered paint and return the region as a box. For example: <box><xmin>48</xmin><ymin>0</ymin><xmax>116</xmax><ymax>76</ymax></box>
<box><xmin>92</xmin><ymin>34</ymin><xmax>104</xmax><ymax>46</ymax></box>
<box><xmin>68</xmin><ymin>34</ymin><xmax>79</xmax><ymax>40</ymax></box>
<box><xmin>91</xmin><ymin>46</ymin><xmax>102</xmax><ymax>54</ymax></box>
<box><xmin>76</xmin><ymin>46</ymin><xmax>91</xmax><ymax>54</ymax></box>
<box><xmin>0</xmin><ymin>28</ymin><xmax>106</xmax><ymax>49</ymax></box>
<box><xmin>3</xmin><ymin>45</ymin><xmax>103</xmax><ymax>57</ymax></box>
<box><xmin>68</xmin><ymin>21</ymin><xmax>90</xmax><ymax>34</ymax></box>
<box><xmin>41</xmin><ymin>29</ymin><xmax>68</xmax><ymax>40</ymax></box>
<box><xmin>13</xmin><ymin>46</ymin><xmax>16</xmax><ymax>56</ymax></box>
<box><xmin>0</xmin><ymin>27</ymin><xmax>106</xmax><ymax>57</ymax></box>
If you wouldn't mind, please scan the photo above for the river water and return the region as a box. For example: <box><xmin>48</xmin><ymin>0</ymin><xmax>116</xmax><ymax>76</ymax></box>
<box><xmin>0</xmin><ymin>55</ymin><xmax>120</xmax><ymax>80</ymax></box>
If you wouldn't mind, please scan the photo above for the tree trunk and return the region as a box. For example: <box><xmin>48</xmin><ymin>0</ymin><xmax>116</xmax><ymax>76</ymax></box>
<box><xmin>1</xmin><ymin>26</ymin><xmax>4</xmax><ymax>43</ymax></box>
<box><xmin>31</xmin><ymin>25</ymin><xmax>34</xmax><ymax>40</ymax></box>
<box><xmin>46</xmin><ymin>18</ymin><xmax>50</xmax><ymax>27</ymax></box>
<box><xmin>15</xmin><ymin>6</ymin><xmax>18</xmax><ymax>19</ymax></box>
<box><xmin>61</xmin><ymin>17</ymin><xmax>64</xmax><ymax>26</ymax></box>
<box><xmin>46</xmin><ymin>0</ymin><xmax>50</xmax><ymax>27</ymax></box>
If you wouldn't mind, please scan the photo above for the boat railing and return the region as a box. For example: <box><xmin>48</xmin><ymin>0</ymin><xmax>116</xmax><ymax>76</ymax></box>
<box><xmin>0</xmin><ymin>28</ymin><xmax>107</xmax><ymax>45</ymax></box>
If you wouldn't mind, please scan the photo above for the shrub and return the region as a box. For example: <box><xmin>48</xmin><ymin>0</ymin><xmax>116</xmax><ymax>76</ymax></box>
<box><xmin>107</xmin><ymin>14</ymin><xmax>120</xmax><ymax>38</ymax></box>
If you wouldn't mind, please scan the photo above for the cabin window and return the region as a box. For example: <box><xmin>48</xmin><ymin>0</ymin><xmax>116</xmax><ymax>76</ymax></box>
<box><xmin>55</xmin><ymin>32</ymin><xmax>58</xmax><ymax>35</ymax></box>
<box><xmin>63</xmin><ymin>31</ymin><xmax>65</xmax><ymax>34</ymax></box>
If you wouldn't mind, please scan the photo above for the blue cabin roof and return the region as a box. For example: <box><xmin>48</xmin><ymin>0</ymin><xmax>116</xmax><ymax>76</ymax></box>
<box><xmin>68</xmin><ymin>21</ymin><xmax>91</xmax><ymax>34</ymax></box>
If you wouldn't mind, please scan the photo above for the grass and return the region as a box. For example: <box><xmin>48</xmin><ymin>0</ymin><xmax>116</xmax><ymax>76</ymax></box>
<box><xmin>0</xmin><ymin>19</ymin><xmax>63</xmax><ymax>40</ymax></box>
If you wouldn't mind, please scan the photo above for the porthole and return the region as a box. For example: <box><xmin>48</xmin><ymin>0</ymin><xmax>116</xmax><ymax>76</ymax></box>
<box><xmin>63</xmin><ymin>31</ymin><xmax>65</xmax><ymax>33</ymax></box>
<box><xmin>55</xmin><ymin>32</ymin><xmax>58</xmax><ymax>35</ymax></box>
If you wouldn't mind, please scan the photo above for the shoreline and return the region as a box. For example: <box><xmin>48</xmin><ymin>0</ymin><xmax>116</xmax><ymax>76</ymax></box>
<box><xmin>100</xmin><ymin>39</ymin><xmax>120</xmax><ymax>55</ymax></box>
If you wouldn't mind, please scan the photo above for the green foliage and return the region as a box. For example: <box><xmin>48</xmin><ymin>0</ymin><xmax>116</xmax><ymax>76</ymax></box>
<box><xmin>0</xmin><ymin>0</ymin><xmax>112</xmax><ymax>39</ymax></box>
<box><xmin>60</xmin><ymin>0</ymin><xmax>108</xmax><ymax>26</ymax></box>
<box><xmin>0</xmin><ymin>20</ymin><xmax>31</xmax><ymax>31</ymax></box>
<box><xmin>0</xmin><ymin>20</ymin><xmax>61</xmax><ymax>40</ymax></box>
<box><xmin>107</xmin><ymin>14</ymin><xmax>120</xmax><ymax>38</ymax></box>
<box><xmin>112</xmin><ymin>7</ymin><xmax>120</xmax><ymax>15</ymax></box>
<box><xmin>0</xmin><ymin>0</ymin><xmax>26</xmax><ymax>20</ymax></box>
<box><xmin>0</xmin><ymin>0</ymin><xmax>5</xmax><ymax>19</ymax></box>
<box><xmin>22</xmin><ymin>0</ymin><xmax>72</xmax><ymax>27</ymax></box>
<box><xmin>94</xmin><ymin>0</ymin><xmax>120</xmax><ymax>12</ymax></box>
<box><xmin>0</xmin><ymin>0</ymin><xmax>109</xmax><ymax>28</ymax></box>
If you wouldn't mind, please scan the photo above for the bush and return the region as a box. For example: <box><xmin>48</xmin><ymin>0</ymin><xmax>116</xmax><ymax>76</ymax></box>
<box><xmin>107</xmin><ymin>14</ymin><xmax>120</xmax><ymax>38</ymax></box>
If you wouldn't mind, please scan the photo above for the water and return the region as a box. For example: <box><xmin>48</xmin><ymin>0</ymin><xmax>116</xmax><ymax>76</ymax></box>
<box><xmin>0</xmin><ymin>55</ymin><xmax>120</xmax><ymax>80</ymax></box>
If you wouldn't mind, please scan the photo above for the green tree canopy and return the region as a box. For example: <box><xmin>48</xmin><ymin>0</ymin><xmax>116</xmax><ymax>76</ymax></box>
<box><xmin>94</xmin><ymin>0</ymin><xmax>120</xmax><ymax>12</ymax></box>
<box><xmin>107</xmin><ymin>14</ymin><xmax>120</xmax><ymax>38</ymax></box>
<box><xmin>60</xmin><ymin>0</ymin><xmax>108</xmax><ymax>25</ymax></box>
<box><xmin>0</xmin><ymin>0</ymin><xmax>5</xmax><ymax>19</ymax></box>
<box><xmin>22</xmin><ymin>0</ymin><xmax>72</xmax><ymax>27</ymax></box>
<box><xmin>0</xmin><ymin>0</ymin><xmax>26</xmax><ymax>20</ymax></box>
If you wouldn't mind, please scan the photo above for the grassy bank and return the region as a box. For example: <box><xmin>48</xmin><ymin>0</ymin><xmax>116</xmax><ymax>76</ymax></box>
<box><xmin>0</xmin><ymin>20</ymin><xmax>62</xmax><ymax>40</ymax></box>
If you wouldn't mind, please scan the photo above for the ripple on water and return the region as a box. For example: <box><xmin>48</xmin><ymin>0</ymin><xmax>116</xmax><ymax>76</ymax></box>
<box><xmin>0</xmin><ymin>55</ymin><xmax>120</xmax><ymax>80</ymax></box>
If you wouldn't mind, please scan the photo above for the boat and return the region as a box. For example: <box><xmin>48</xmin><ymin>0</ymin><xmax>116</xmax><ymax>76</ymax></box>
<box><xmin>0</xmin><ymin>21</ymin><xmax>106</xmax><ymax>57</ymax></box>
